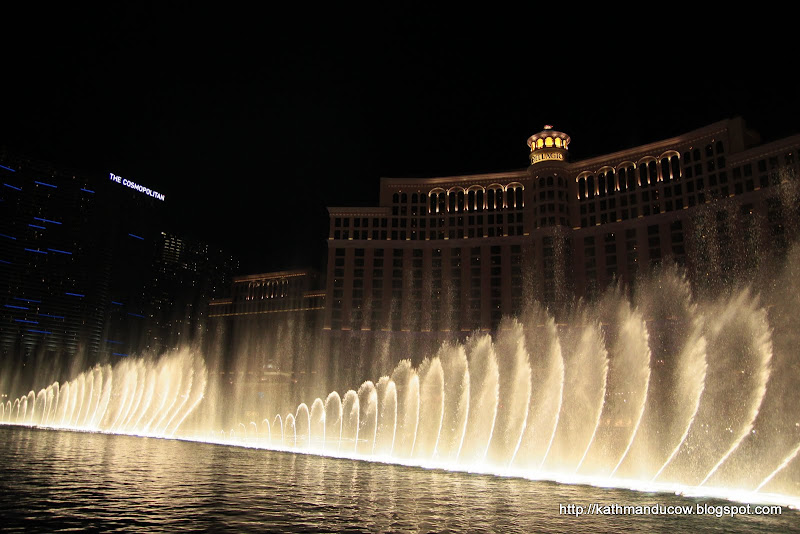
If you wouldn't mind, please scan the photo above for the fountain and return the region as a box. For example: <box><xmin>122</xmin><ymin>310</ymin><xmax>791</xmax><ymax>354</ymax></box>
<box><xmin>3</xmin><ymin>248</ymin><xmax>800</xmax><ymax>510</ymax></box>
<box><xmin>0</xmin><ymin>348</ymin><xmax>206</xmax><ymax>438</ymax></box>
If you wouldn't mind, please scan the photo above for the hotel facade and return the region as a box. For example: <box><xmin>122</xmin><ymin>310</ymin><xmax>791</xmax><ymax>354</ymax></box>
<box><xmin>324</xmin><ymin>118</ymin><xmax>800</xmax><ymax>336</ymax></box>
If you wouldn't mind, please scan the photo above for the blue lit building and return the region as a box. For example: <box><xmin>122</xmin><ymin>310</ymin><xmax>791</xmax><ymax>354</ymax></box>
<box><xmin>0</xmin><ymin>152</ymin><xmax>172</xmax><ymax>387</ymax></box>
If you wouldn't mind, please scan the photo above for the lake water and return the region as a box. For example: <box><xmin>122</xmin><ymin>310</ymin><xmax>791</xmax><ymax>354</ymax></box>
<box><xmin>1</xmin><ymin>426</ymin><xmax>797</xmax><ymax>533</ymax></box>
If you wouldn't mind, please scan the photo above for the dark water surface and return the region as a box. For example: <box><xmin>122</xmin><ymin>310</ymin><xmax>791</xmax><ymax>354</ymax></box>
<box><xmin>1</xmin><ymin>426</ymin><xmax>797</xmax><ymax>533</ymax></box>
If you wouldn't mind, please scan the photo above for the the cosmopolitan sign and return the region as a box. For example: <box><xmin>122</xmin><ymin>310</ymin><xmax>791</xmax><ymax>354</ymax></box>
<box><xmin>109</xmin><ymin>173</ymin><xmax>166</xmax><ymax>201</ymax></box>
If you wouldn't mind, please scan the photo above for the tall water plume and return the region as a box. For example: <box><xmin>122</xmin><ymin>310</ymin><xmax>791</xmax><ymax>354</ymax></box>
<box><xmin>581</xmin><ymin>291</ymin><xmax>651</xmax><ymax>477</ymax></box>
<box><xmin>486</xmin><ymin>318</ymin><xmax>531</xmax><ymax>467</ymax></box>
<box><xmin>457</xmin><ymin>334</ymin><xmax>499</xmax><ymax>465</ymax></box>
<box><xmin>412</xmin><ymin>357</ymin><xmax>444</xmax><ymax>460</ymax></box>
<box><xmin>614</xmin><ymin>266</ymin><xmax>707</xmax><ymax>481</ymax></box>
<box><xmin>543</xmin><ymin>309</ymin><xmax>608</xmax><ymax>473</ymax></box>
<box><xmin>433</xmin><ymin>342</ymin><xmax>469</xmax><ymax>463</ymax></box>
<box><xmin>512</xmin><ymin>304</ymin><xmax>564</xmax><ymax>470</ymax></box>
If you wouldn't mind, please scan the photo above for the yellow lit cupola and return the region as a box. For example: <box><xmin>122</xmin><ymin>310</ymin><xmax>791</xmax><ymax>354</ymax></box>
<box><xmin>526</xmin><ymin>125</ymin><xmax>570</xmax><ymax>166</ymax></box>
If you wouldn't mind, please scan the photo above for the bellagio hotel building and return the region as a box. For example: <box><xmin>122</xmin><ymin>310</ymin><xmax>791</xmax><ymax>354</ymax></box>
<box><xmin>325</xmin><ymin>117</ymin><xmax>800</xmax><ymax>334</ymax></box>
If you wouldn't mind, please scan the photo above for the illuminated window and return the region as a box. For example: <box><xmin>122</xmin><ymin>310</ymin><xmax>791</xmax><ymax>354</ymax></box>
<box><xmin>639</xmin><ymin>166</ymin><xmax>648</xmax><ymax>187</ymax></box>
<box><xmin>536</xmin><ymin>139</ymin><xmax>544</xmax><ymax>149</ymax></box>
<box><xmin>487</xmin><ymin>188</ymin><xmax>499</xmax><ymax>211</ymax></box>
<box><xmin>555</xmin><ymin>138</ymin><xmax>562</xmax><ymax>147</ymax></box>
<box><xmin>618</xmin><ymin>169</ymin><xmax>627</xmax><ymax>192</ymax></box>
<box><xmin>671</xmin><ymin>157</ymin><xmax>681</xmax><ymax>180</ymax></box>
<box><xmin>545</xmin><ymin>137</ymin><xmax>553</xmax><ymax>147</ymax></box>
<box><xmin>662</xmin><ymin>159</ymin><xmax>672</xmax><ymax>182</ymax></box>
<box><xmin>648</xmin><ymin>161</ymin><xmax>658</xmax><ymax>184</ymax></box>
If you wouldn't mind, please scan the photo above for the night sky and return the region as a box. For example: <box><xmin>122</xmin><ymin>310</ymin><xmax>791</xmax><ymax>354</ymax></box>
<box><xmin>3</xmin><ymin>7</ymin><xmax>799</xmax><ymax>274</ymax></box>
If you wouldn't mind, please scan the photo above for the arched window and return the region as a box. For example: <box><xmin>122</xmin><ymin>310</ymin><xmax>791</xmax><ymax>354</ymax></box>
<box><xmin>505</xmin><ymin>183</ymin><xmax>523</xmax><ymax>209</ymax></box>
<box><xmin>661</xmin><ymin>158</ymin><xmax>671</xmax><ymax>182</ymax></box>
<box><xmin>618</xmin><ymin>168</ymin><xmax>627</xmax><ymax>192</ymax></box>
<box><xmin>449</xmin><ymin>192</ymin><xmax>456</xmax><ymax>212</ymax></box>
<box><xmin>401</xmin><ymin>192</ymin><xmax>407</xmax><ymax>203</ymax></box>
<box><xmin>648</xmin><ymin>161</ymin><xmax>658</xmax><ymax>184</ymax></box>
<box><xmin>639</xmin><ymin>165</ymin><xmax>648</xmax><ymax>187</ymax></box>
<box><xmin>437</xmin><ymin>192</ymin><xmax>446</xmax><ymax>213</ymax></box>
<box><xmin>587</xmin><ymin>175</ymin><xmax>595</xmax><ymax>198</ymax></box>
<box><xmin>457</xmin><ymin>190</ymin><xmax>465</xmax><ymax>212</ymax></box>
<box><xmin>578</xmin><ymin>177</ymin><xmax>586</xmax><ymax>199</ymax></box>
<box><xmin>671</xmin><ymin>156</ymin><xmax>681</xmax><ymax>180</ymax></box>
<box><xmin>598</xmin><ymin>174</ymin><xmax>606</xmax><ymax>197</ymax></box>
<box><xmin>546</xmin><ymin>176</ymin><xmax>554</xmax><ymax>187</ymax></box>
<box><xmin>487</xmin><ymin>187</ymin><xmax>504</xmax><ymax>210</ymax></box>
<box><xmin>429</xmin><ymin>193</ymin><xmax>437</xmax><ymax>213</ymax></box>
<box><xmin>411</xmin><ymin>193</ymin><xmax>418</xmax><ymax>204</ymax></box>
<box><xmin>467</xmin><ymin>189</ymin><xmax>476</xmax><ymax>211</ymax></box>
<box><xmin>476</xmin><ymin>189</ymin><xmax>484</xmax><ymax>211</ymax></box>
<box><xmin>392</xmin><ymin>192</ymin><xmax>400</xmax><ymax>203</ymax></box>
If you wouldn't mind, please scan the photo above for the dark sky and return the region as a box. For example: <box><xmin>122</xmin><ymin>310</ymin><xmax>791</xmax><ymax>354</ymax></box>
<box><xmin>3</xmin><ymin>7</ymin><xmax>799</xmax><ymax>274</ymax></box>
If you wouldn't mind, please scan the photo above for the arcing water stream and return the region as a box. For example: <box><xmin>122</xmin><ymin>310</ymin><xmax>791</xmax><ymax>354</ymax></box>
<box><xmin>3</xmin><ymin>258</ymin><xmax>800</xmax><ymax>510</ymax></box>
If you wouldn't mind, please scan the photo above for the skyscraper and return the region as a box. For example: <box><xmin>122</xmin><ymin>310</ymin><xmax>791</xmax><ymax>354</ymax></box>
<box><xmin>1</xmin><ymin>151</ymin><xmax>234</xmax><ymax>393</ymax></box>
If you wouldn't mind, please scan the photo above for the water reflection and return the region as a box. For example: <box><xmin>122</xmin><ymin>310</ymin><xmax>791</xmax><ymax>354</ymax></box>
<box><xmin>1</xmin><ymin>427</ymin><xmax>797</xmax><ymax>533</ymax></box>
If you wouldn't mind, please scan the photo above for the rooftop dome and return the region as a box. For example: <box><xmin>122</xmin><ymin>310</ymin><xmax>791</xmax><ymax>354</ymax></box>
<box><xmin>526</xmin><ymin>125</ymin><xmax>570</xmax><ymax>166</ymax></box>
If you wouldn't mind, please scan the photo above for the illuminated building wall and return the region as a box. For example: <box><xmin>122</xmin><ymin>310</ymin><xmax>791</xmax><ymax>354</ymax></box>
<box><xmin>0</xmin><ymin>155</ymin><xmax>110</xmax><ymax>370</ymax></box>
<box><xmin>324</xmin><ymin>118</ymin><xmax>800</xmax><ymax>337</ymax></box>
<box><xmin>99</xmin><ymin>172</ymin><xmax>170</xmax><ymax>359</ymax></box>
<box><xmin>206</xmin><ymin>269</ymin><xmax>325</xmax><ymax>416</ymax></box>
<box><xmin>0</xmin><ymin>152</ymin><xmax>232</xmax><ymax>385</ymax></box>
